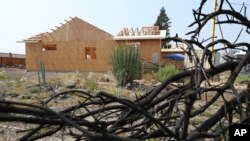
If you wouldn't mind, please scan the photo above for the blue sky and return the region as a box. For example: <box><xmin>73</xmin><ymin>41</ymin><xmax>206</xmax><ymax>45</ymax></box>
<box><xmin>0</xmin><ymin>0</ymin><xmax>249</xmax><ymax>54</ymax></box>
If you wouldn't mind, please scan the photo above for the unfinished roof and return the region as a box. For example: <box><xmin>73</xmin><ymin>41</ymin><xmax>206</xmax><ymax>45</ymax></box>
<box><xmin>22</xmin><ymin>17</ymin><xmax>114</xmax><ymax>43</ymax></box>
<box><xmin>22</xmin><ymin>33</ymin><xmax>47</xmax><ymax>43</ymax></box>
<box><xmin>114</xmin><ymin>26</ymin><xmax>167</xmax><ymax>40</ymax></box>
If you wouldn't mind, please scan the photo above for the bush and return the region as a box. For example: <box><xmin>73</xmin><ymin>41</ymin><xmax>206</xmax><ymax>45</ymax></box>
<box><xmin>85</xmin><ymin>78</ymin><xmax>98</xmax><ymax>92</ymax></box>
<box><xmin>28</xmin><ymin>85</ymin><xmax>41</xmax><ymax>93</ymax></box>
<box><xmin>235</xmin><ymin>74</ymin><xmax>250</xmax><ymax>83</ymax></box>
<box><xmin>0</xmin><ymin>71</ymin><xmax>9</xmax><ymax>80</ymax></box>
<box><xmin>112</xmin><ymin>45</ymin><xmax>141</xmax><ymax>86</ymax></box>
<box><xmin>155</xmin><ymin>64</ymin><xmax>180</xmax><ymax>82</ymax></box>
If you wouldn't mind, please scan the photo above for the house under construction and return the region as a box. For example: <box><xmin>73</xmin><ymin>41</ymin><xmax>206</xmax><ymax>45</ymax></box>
<box><xmin>114</xmin><ymin>26</ymin><xmax>167</xmax><ymax>64</ymax></box>
<box><xmin>22</xmin><ymin>17</ymin><xmax>186</xmax><ymax>72</ymax></box>
<box><xmin>114</xmin><ymin>26</ymin><xmax>186</xmax><ymax>68</ymax></box>
<box><xmin>22</xmin><ymin>17</ymin><xmax>115</xmax><ymax>72</ymax></box>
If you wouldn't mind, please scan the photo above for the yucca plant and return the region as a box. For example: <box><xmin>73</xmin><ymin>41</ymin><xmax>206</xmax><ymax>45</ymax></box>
<box><xmin>112</xmin><ymin>45</ymin><xmax>141</xmax><ymax>86</ymax></box>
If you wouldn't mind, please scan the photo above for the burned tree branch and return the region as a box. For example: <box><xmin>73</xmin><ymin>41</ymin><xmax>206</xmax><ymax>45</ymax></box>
<box><xmin>1</xmin><ymin>1</ymin><xmax>250</xmax><ymax>140</ymax></box>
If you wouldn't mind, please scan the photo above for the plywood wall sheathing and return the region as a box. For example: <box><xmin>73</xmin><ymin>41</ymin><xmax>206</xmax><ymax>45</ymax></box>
<box><xmin>24</xmin><ymin>17</ymin><xmax>115</xmax><ymax>72</ymax></box>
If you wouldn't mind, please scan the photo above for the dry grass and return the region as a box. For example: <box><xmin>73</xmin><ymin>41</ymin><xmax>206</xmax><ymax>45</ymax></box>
<box><xmin>0</xmin><ymin>68</ymin><xmax>248</xmax><ymax>136</ymax></box>
<box><xmin>0</xmin><ymin>71</ymin><xmax>9</xmax><ymax>80</ymax></box>
<box><xmin>0</xmin><ymin>70</ymin><xmax>145</xmax><ymax>109</ymax></box>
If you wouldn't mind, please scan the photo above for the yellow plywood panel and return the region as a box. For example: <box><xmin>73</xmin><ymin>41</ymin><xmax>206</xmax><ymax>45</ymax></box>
<box><xmin>26</xmin><ymin>40</ymin><xmax>116</xmax><ymax>72</ymax></box>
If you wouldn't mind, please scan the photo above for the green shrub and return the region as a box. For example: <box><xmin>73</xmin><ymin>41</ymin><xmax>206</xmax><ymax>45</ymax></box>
<box><xmin>112</xmin><ymin>45</ymin><xmax>141</xmax><ymax>86</ymax></box>
<box><xmin>85</xmin><ymin>78</ymin><xmax>98</xmax><ymax>92</ymax></box>
<box><xmin>155</xmin><ymin>64</ymin><xmax>180</xmax><ymax>82</ymax></box>
<box><xmin>28</xmin><ymin>86</ymin><xmax>41</xmax><ymax>93</ymax></box>
<box><xmin>0</xmin><ymin>72</ymin><xmax>9</xmax><ymax>80</ymax></box>
<box><xmin>235</xmin><ymin>74</ymin><xmax>250</xmax><ymax>83</ymax></box>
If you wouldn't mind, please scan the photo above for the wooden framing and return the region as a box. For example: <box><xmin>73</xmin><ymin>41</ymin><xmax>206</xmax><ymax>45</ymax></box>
<box><xmin>117</xmin><ymin>26</ymin><xmax>160</xmax><ymax>37</ymax></box>
<box><xmin>24</xmin><ymin>17</ymin><xmax>115</xmax><ymax>72</ymax></box>
<box><xmin>115</xmin><ymin>27</ymin><xmax>187</xmax><ymax>68</ymax></box>
<box><xmin>114</xmin><ymin>26</ymin><xmax>166</xmax><ymax>64</ymax></box>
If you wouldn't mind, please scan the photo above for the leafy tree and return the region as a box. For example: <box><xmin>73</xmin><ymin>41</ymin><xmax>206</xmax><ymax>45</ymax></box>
<box><xmin>154</xmin><ymin>7</ymin><xmax>171</xmax><ymax>36</ymax></box>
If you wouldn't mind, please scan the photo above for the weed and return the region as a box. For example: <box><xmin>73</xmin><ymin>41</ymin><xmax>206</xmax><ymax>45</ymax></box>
<box><xmin>28</xmin><ymin>85</ymin><xmax>41</xmax><ymax>93</ymax></box>
<box><xmin>235</xmin><ymin>73</ymin><xmax>250</xmax><ymax>83</ymax></box>
<box><xmin>85</xmin><ymin>78</ymin><xmax>98</xmax><ymax>92</ymax></box>
<box><xmin>0</xmin><ymin>72</ymin><xmax>9</xmax><ymax>80</ymax></box>
<box><xmin>10</xmin><ymin>87</ymin><xmax>28</xmax><ymax>95</ymax></box>
<box><xmin>5</xmin><ymin>82</ymin><xmax>13</xmax><ymax>87</ymax></box>
<box><xmin>155</xmin><ymin>64</ymin><xmax>180</xmax><ymax>82</ymax></box>
<box><xmin>149</xmin><ymin>138</ymin><xmax>161</xmax><ymax>141</ymax></box>
<box><xmin>190</xmin><ymin>118</ymin><xmax>203</xmax><ymax>125</ymax></box>
<box><xmin>200</xmin><ymin>111</ymin><xmax>213</xmax><ymax>117</ymax></box>
<box><xmin>142</xmin><ymin>73</ymin><xmax>156</xmax><ymax>82</ymax></box>
<box><xmin>76</xmin><ymin>72</ymin><xmax>88</xmax><ymax>79</ymax></box>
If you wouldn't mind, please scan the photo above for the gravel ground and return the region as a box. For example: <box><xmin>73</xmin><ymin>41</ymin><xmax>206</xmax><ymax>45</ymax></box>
<box><xmin>0</xmin><ymin>67</ymin><xmax>67</xmax><ymax>80</ymax></box>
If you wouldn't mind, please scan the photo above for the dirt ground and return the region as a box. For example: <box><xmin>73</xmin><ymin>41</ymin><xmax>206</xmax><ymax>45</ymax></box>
<box><xmin>0</xmin><ymin>67</ymin><xmax>157</xmax><ymax>141</ymax></box>
<box><xmin>0</xmin><ymin>68</ymin><xmax>68</xmax><ymax>80</ymax></box>
<box><xmin>0</xmin><ymin>67</ymin><xmax>248</xmax><ymax>141</ymax></box>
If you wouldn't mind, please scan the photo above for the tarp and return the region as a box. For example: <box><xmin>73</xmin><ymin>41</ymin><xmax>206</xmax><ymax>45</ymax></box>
<box><xmin>164</xmin><ymin>53</ymin><xmax>184</xmax><ymax>61</ymax></box>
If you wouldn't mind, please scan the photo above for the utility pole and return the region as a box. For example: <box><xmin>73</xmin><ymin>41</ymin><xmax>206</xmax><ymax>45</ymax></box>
<box><xmin>211</xmin><ymin>0</ymin><xmax>218</xmax><ymax>58</ymax></box>
<box><xmin>211</xmin><ymin>0</ymin><xmax>218</xmax><ymax>82</ymax></box>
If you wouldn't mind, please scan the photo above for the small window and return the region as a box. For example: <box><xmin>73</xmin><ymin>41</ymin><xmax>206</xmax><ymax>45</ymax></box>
<box><xmin>43</xmin><ymin>44</ymin><xmax>57</xmax><ymax>51</ymax></box>
<box><xmin>85</xmin><ymin>47</ymin><xmax>96</xmax><ymax>60</ymax></box>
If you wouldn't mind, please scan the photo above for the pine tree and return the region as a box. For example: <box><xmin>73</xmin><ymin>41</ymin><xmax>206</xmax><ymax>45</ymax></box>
<box><xmin>154</xmin><ymin>7</ymin><xmax>171</xmax><ymax>37</ymax></box>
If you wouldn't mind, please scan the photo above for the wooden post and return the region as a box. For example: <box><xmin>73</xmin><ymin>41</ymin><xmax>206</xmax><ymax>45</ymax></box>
<box><xmin>37</xmin><ymin>59</ymin><xmax>41</xmax><ymax>85</ymax></box>
<box><xmin>41</xmin><ymin>62</ymin><xmax>46</xmax><ymax>86</ymax></box>
<box><xmin>9</xmin><ymin>53</ymin><xmax>13</xmax><ymax>66</ymax></box>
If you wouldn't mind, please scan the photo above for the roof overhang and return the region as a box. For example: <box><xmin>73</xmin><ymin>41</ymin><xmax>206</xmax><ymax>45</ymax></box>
<box><xmin>17</xmin><ymin>33</ymin><xmax>45</xmax><ymax>43</ymax></box>
<box><xmin>17</xmin><ymin>39</ymin><xmax>41</xmax><ymax>43</ymax></box>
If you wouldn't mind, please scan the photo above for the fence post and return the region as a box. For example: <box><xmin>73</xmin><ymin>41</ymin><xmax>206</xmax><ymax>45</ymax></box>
<box><xmin>9</xmin><ymin>53</ymin><xmax>13</xmax><ymax>66</ymax></box>
<box><xmin>41</xmin><ymin>62</ymin><xmax>46</xmax><ymax>86</ymax></box>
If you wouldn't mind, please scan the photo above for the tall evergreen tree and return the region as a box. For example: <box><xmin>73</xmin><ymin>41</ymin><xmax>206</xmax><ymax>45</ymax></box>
<box><xmin>154</xmin><ymin>7</ymin><xmax>171</xmax><ymax>37</ymax></box>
